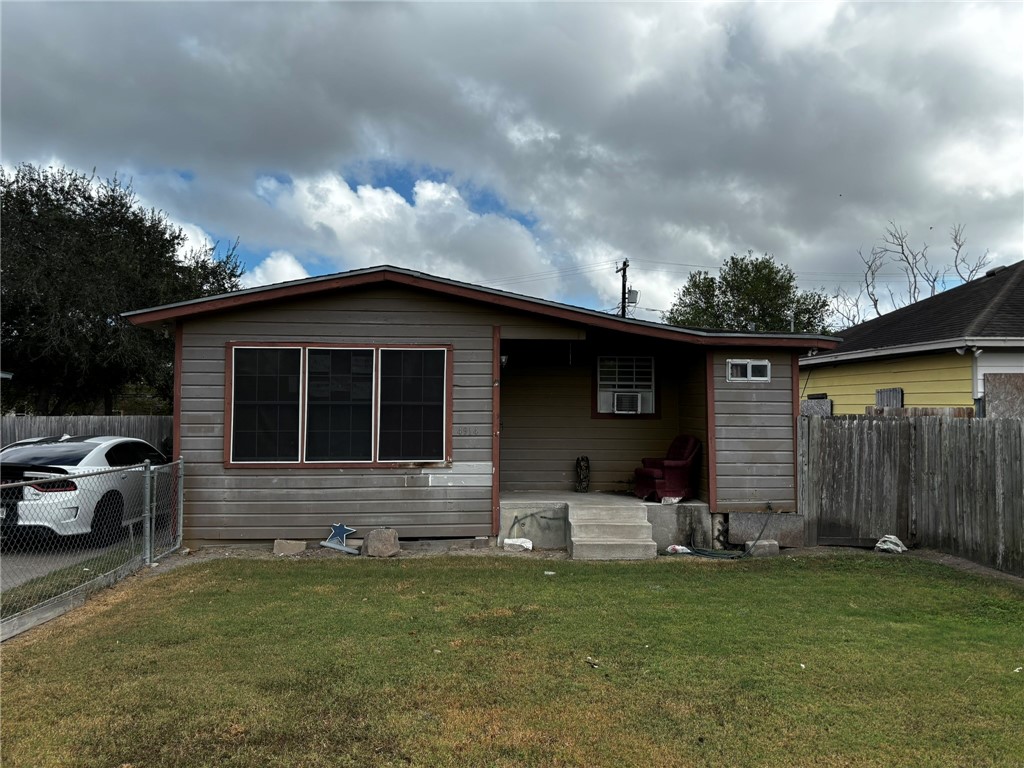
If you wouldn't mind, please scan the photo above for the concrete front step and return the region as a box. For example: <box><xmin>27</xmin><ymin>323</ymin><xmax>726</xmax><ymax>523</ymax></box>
<box><xmin>570</xmin><ymin>539</ymin><xmax>659</xmax><ymax>561</ymax></box>
<box><xmin>568</xmin><ymin>507</ymin><xmax>650</xmax><ymax>522</ymax></box>
<box><xmin>567</xmin><ymin>501</ymin><xmax>657</xmax><ymax>560</ymax></box>
<box><xmin>570</xmin><ymin>521</ymin><xmax>653</xmax><ymax>540</ymax></box>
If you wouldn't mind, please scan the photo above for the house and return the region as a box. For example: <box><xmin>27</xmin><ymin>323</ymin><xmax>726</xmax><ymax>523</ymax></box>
<box><xmin>126</xmin><ymin>265</ymin><xmax>838</xmax><ymax>553</ymax></box>
<box><xmin>800</xmin><ymin>261</ymin><xmax>1024</xmax><ymax>416</ymax></box>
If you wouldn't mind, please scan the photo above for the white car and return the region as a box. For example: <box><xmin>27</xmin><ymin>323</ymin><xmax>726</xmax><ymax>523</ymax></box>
<box><xmin>0</xmin><ymin>435</ymin><xmax>169</xmax><ymax>540</ymax></box>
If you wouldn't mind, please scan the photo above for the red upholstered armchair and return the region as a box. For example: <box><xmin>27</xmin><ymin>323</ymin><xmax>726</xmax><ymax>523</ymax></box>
<box><xmin>633</xmin><ymin>435</ymin><xmax>702</xmax><ymax>502</ymax></box>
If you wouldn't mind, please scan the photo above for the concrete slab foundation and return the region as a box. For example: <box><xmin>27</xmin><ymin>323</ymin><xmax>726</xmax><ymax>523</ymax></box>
<box><xmin>728</xmin><ymin>512</ymin><xmax>806</xmax><ymax>548</ymax></box>
<box><xmin>500</xmin><ymin>492</ymin><xmax>712</xmax><ymax>556</ymax></box>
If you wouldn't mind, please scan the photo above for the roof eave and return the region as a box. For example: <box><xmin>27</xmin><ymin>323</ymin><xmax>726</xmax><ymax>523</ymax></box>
<box><xmin>125</xmin><ymin>266</ymin><xmax>841</xmax><ymax>350</ymax></box>
<box><xmin>800</xmin><ymin>336</ymin><xmax>1024</xmax><ymax>367</ymax></box>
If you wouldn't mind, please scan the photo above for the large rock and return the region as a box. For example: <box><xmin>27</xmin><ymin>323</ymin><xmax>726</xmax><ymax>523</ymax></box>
<box><xmin>274</xmin><ymin>539</ymin><xmax>306</xmax><ymax>556</ymax></box>
<box><xmin>362</xmin><ymin>528</ymin><xmax>401</xmax><ymax>558</ymax></box>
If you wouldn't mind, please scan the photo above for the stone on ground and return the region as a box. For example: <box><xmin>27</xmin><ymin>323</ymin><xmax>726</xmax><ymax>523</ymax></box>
<box><xmin>363</xmin><ymin>528</ymin><xmax>401</xmax><ymax>558</ymax></box>
<box><xmin>274</xmin><ymin>539</ymin><xmax>306</xmax><ymax>556</ymax></box>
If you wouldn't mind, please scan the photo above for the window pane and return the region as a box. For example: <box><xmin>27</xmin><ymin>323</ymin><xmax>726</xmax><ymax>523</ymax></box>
<box><xmin>597</xmin><ymin>356</ymin><xmax>655</xmax><ymax>413</ymax></box>
<box><xmin>305</xmin><ymin>349</ymin><xmax>374</xmax><ymax>461</ymax></box>
<box><xmin>750</xmin><ymin>363</ymin><xmax>770</xmax><ymax>380</ymax></box>
<box><xmin>379</xmin><ymin>349</ymin><xmax>446</xmax><ymax>461</ymax></box>
<box><xmin>232</xmin><ymin>348</ymin><xmax>300</xmax><ymax>461</ymax></box>
<box><xmin>729</xmin><ymin>362</ymin><xmax>748</xmax><ymax>380</ymax></box>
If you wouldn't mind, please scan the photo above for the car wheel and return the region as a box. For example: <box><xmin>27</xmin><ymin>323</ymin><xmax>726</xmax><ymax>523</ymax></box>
<box><xmin>92</xmin><ymin>492</ymin><xmax>125</xmax><ymax>544</ymax></box>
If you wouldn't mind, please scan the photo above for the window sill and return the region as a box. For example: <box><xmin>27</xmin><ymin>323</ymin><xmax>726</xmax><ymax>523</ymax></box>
<box><xmin>222</xmin><ymin>460</ymin><xmax>453</xmax><ymax>470</ymax></box>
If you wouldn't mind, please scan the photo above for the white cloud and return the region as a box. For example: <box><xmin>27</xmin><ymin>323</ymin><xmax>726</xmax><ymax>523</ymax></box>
<box><xmin>175</xmin><ymin>222</ymin><xmax>214</xmax><ymax>261</ymax></box>
<box><xmin>241</xmin><ymin>250</ymin><xmax>310</xmax><ymax>288</ymax></box>
<box><xmin>3</xmin><ymin>2</ymin><xmax>1020</xmax><ymax>317</ymax></box>
<box><xmin>271</xmin><ymin>172</ymin><xmax>554</xmax><ymax>294</ymax></box>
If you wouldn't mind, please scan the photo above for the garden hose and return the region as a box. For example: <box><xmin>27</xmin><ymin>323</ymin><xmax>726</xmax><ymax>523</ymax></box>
<box><xmin>681</xmin><ymin>503</ymin><xmax>775</xmax><ymax>560</ymax></box>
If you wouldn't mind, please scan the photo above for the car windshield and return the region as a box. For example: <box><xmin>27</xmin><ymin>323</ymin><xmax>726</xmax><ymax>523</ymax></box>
<box><xmin>0</xmin><ymin>443</ymin><xmax>96</xmax><ymax>466</ymax></box>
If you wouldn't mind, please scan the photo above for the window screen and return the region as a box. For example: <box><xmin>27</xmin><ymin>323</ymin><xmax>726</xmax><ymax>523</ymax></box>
<box><xmin>232</xmin><ymin>348</ymin><xmax>301</xmax><ymax>461</ymax></box>
<box><xmin>306</xmin><ymin>349</ymin><xmax>374</xmax><ymax>461</ymax></box>
<box><xmin>378</xmin><ymin>349</ymin><xmax>446</xmax><ymax>461</ymax></box>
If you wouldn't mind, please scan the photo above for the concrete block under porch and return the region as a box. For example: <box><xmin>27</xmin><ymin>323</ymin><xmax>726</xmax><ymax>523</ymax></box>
<box><xmin>499</xmin><ymin>491</ymin><xmax>715</xmax><ymax>560</ymax></box>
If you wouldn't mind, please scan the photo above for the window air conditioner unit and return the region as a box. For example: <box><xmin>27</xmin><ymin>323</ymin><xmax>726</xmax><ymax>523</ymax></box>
<box><xmin>613</xmin><ymin>391</ymin><xmax>641</xmax><ymax>414</ymax></box>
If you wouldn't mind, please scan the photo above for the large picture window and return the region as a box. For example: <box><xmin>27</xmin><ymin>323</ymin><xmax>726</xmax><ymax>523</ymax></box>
<box><xmin>597</xmin><ymin>356</ymin><xmax>655</xmax><ymax>414</ymax></box>
<box><xmin>232</xmin><ymin>348</ymin><xmax>302</xmax><ymax>462</ymax></box>
<box><xmin>228</xmin><ymin>345</ymin><xmax>448</xmax><ymax>465</ymax></box>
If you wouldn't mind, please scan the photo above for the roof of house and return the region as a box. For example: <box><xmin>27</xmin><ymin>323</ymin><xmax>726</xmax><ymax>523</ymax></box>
<box><xmin>803</xmin><ymin>260</ymin><xmax>1024</xmax><ymax>366</ymax></box>
<box><xmin>125</xmin><ymin>264</ymin><xmax>839</xmax><ymax>350</ymax></box>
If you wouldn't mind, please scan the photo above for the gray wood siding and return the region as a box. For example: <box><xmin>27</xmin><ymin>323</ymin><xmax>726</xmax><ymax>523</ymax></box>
<box><xmin>713</xmin><ymin>351</ymin><xmax>796</xmax><ymax>512</ymax></box>
<box><xmin>180</xmin><ymin>286</ymin><xmax>505</xmax><ymax>542</ymax></box>
<box><xmin>499</xmin><ymin>344</ymin><xmax>707</xmax><ymax>494</ymax></box>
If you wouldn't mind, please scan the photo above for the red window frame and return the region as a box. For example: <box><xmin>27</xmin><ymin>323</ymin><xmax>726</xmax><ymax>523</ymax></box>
<box><xmin>223</xmin><ymin>341</ymin><xmax>454</xmax><ymax>469</ymax></box>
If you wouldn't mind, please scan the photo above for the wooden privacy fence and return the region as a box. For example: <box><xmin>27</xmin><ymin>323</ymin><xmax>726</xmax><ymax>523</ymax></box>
<box><xmin>1</xmin><ymin>415</ymin><xmax>174</xmax><ymax>455</ymax></box>
<box><xmin>799</xmin><ymin>416</ymin><xmax>1024</xmax><ymax>577</ymax></box>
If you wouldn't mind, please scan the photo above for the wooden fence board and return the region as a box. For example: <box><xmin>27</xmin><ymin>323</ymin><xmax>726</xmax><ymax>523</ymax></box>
<box><xmin>799</xmin><ymin>416</ymin><xmax>1023</xmax><ymax>577</ymax></box>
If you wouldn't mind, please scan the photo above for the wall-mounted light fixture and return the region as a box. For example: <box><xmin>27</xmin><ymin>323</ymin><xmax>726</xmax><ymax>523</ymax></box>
<box><xmin>500</xmin><ymin>355</ymin><xmax>509</xmax><ymax>369</ymax></box>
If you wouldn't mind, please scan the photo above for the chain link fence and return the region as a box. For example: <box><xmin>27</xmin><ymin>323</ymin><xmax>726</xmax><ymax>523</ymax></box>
<box><xmin>1</xmin><ymin>458</ymin><xmax>183</xmax><ymax>640</ymax></box>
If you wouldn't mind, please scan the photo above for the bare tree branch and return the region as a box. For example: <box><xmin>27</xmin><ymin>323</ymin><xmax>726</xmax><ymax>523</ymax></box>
<box><xmin>950</xmin><ymin>224</ymin><xmax>990</xmax><ymax>282</ymax></box>
<box><xmin>832</xmin><ymin>221</ymin><xmax>992</xmax><ymax>324</ymax></box>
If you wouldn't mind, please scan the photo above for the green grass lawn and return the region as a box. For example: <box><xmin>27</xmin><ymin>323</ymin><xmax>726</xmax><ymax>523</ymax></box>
<box><xmin>2</xmin><ymin>553</ymin><xmax>1022</xmax><ymax>767</ymax></box>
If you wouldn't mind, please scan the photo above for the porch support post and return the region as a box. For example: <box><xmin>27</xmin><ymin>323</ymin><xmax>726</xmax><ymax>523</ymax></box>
<box><xmin>705</xmin><ymin>350</ymin><xmax>718</xmax><ymax>514</ymax></box>
<box><xmin>491</xmin><ymin>325</ymin><xmax>501</xmax><ymax>536</ymax></box>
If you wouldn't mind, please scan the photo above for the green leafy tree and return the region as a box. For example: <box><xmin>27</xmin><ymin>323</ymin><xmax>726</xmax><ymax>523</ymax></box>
<box><xmin>1</xmin><ymin>163</ymin><xmax>243</xmax><ymax>414</ymax></box>
<box><xmin>663</xmin><ymin>251</ymin><xmax>832</xmax><ymax>333</ymax></box>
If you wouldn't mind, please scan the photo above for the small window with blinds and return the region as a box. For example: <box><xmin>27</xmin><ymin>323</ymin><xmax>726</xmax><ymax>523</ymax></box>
<box><xmin>597</xmin><ymin>356</ymin><xmax>655</xmax><ymax>414</ymax></box>
<box><xmin>726</xmin><ymin>359</ymin><xmax>771</xmax><ymax>382</ymax></box>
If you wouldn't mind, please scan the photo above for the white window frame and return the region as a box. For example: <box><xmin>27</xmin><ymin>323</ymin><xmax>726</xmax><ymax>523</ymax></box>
<box><xmin>726</xmin><ymin>359</ymin><xmax>772</xmax><ymax>382</ymax></box>
<box><xmin>597</xmin><ymin>356</ymin><xmax>655</xmax><ymax>414</ymax></box>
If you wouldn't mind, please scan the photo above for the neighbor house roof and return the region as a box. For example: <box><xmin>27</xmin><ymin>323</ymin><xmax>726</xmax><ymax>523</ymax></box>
<box><xmin>803</xmin><ymin>260</ymin><xmax>1024</xmax><ymax>367</ymax></box>
<box><xmin>125</xmin><ymin>264</ymin><xmax>839</xmax><ymax>350</ymax></box>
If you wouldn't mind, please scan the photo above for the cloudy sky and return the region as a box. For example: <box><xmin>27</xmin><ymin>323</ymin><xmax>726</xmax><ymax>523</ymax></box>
<box><xmin>3</xmin><ymin>2</ymin><xmax>1021</xmax><ymax>321</ymax></box>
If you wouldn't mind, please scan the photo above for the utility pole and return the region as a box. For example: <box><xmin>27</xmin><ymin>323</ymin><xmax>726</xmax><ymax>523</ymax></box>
<box><xmin>616</xmin><ymin>259</ymin><xmax>629</xmax><ymax>318</ymax></box>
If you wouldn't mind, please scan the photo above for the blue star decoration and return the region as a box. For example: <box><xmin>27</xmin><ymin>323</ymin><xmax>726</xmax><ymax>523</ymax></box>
<box><xmin>327</xmin><ymin>523</ymin><xmax>356</xmax><ymax>546</ymax></box>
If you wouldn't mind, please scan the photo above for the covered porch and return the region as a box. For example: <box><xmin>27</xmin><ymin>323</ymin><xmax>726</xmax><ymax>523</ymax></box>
<box><xmin>496</xmin><ymin>331</ymin><xmax>711</xmax><ymax>501</ymax></box>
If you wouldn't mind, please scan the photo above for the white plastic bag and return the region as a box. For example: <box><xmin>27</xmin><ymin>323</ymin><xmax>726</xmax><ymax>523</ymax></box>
<box><xmin>874</xmin><ymin>534</ymin><xmax>908</xmax><ymax>554</ymax></box>
<box><xmin>666</xmin><ymin>544</ymin><xmax>693</xmax><ymax>555</ymax></box>
<box><xmin>503</xmin><ymin>537</ymin><xmax>533</xmax><ymax>552</ymax></box>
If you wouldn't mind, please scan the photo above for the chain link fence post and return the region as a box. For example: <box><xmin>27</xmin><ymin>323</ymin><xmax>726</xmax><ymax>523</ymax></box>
<box><xmin>142</xmin><ymin>460</ymin><xmax>152</xmax><ymax>566</ymax></box>
<box><xmin>177</xmin><ymin>456</ymin><xmax>185</xmax><ymax>550</ymax></box>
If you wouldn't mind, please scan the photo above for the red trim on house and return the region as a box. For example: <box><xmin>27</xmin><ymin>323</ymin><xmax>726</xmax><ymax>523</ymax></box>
<box><xmin>127</xmin><ymin>268</ymin><xmax>839</xmax><ymax>352</ymax></box>
<box><xmin>705</xmin><ymin>350</ymin><xmax>718</xmax><ymax>513</ymax></box>
<box><xmin>173</xmin><ymin>323</ymin><xmax>183</xmax><ymax>459</ymax></box>
<box><xmin>222</xmin><ymin>340</ymin><xmax>455</xmax><ymax>469</ymax></box>
<box><xmin>791</xmin><ymin>351</ymin><xmax>800</xmax><ymax>513</ymax></box>
<box><xmin>491</xmin><ymin>326</ymin><xmax>501</xmax><ymax>536</ymax></box>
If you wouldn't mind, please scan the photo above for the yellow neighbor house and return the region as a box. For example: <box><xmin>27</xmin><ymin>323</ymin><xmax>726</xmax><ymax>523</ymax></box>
<box><xmin>801</xmin><ymin>261</ymin><xmax>1024</xmax><ymax>417</ymax></box>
